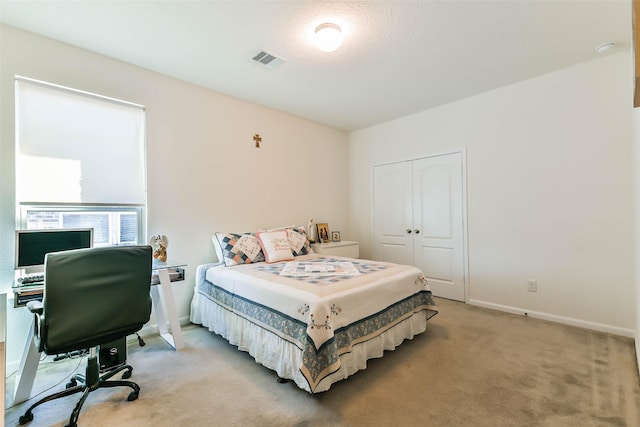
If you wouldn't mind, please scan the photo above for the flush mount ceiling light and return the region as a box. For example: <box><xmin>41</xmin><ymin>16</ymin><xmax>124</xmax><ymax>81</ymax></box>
<box><xmin>315</xmin><ymin>23</ymin><xmax>343</xmax><ymax>53</ymax></box>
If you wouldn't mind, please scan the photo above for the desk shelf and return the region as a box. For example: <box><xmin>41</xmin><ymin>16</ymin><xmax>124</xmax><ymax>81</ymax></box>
<box><xmin>151</xmin><ymin>267</ymin><xmax>185</xmax><ymax>284</ymax></box>
<box><xmin>13</xmin><ymin>267</ymin><xmax>186</xmax><ymax>308</ymax></box>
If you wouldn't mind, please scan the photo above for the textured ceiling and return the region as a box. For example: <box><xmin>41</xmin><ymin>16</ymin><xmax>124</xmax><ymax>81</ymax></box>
<box><xmin>0</xmin><ymin>0</ymin><xmax>632</xmax><ymax>131</ymax></box>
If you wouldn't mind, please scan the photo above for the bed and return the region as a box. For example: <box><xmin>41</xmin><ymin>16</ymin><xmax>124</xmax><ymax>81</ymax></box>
<box><xmin>189</xmin><ymin>230</ymin><xmax>438</xmax><ymax>393</ymax></box>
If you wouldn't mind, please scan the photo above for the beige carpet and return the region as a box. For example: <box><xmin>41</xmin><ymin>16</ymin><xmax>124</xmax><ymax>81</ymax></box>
<box><xmin>4</xmin><ymin>298</ymin><xmax>640</xmax><ymax>426</ymax></box>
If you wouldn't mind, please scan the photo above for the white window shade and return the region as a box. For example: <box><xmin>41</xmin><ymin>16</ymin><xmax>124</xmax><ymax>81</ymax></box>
<box><xmin>16</xmin><ymin>77</ymin><xmax>146</xmax><ymax>205</ymax></box>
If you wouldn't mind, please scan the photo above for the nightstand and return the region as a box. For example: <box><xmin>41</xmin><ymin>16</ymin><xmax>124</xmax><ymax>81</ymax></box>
<box><xmin>311</xmin><ymin>241</ymin><xmax>359</xmax><ymax>258</ymax></box>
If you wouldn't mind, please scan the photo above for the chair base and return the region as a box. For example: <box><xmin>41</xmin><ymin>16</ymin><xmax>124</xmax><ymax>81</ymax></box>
<box><xmin>18</xmin><ymin>351</ymin><xmax>140</xmax><ymax>427</ymax></box>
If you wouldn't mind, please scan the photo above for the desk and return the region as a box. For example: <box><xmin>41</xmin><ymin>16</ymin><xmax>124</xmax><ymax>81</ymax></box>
<box><xmin>12</xmin><ymin>260</ymin><xmax>186</xmax><ymax>404</ymax></box>
<box><xmin>151</xmin><ymin>259</ymin><xmax>186</xmax><ymax>351</ymax></box>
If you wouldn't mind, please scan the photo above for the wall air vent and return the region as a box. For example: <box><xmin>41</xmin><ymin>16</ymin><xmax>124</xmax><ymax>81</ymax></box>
<box><xmin>251</xmin><ymin>50</ymin><xmax>286</xmax><ymax>69</ymax></box>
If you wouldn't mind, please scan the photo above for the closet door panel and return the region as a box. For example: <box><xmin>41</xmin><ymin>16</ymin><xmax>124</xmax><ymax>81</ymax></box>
<box><xmin>413</xmin><ymin>154</ymin><xmax>465</xmax><ymax>301</ymax></box>
<box><xmin>373</xmin><ymin>162</ymin><xmax>413</xmax><ymax>263</ymax></box>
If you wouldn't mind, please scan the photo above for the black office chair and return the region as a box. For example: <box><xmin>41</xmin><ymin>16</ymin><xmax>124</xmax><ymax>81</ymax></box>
<box><xmin>18</xmin><ymin>245</ymin><xmax>153</xmax><ymax>427</ymax></box>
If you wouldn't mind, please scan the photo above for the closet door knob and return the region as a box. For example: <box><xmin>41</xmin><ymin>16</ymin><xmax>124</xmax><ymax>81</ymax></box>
<box><xmin>406</xmin><ymin>229</ymin><xmax>412</xmax><ymax>234</ymax></box>
<box><xmin>414</xmin><ymin>229</ymin><xmax>420</xmax><ymax>234</ymax></box>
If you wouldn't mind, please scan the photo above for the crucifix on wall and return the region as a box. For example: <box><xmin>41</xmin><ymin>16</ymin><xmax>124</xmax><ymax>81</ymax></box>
<box><xmin>253</xmin><ymin>133</ymin><xmax>262</xmax><ymax>148</ymax></box>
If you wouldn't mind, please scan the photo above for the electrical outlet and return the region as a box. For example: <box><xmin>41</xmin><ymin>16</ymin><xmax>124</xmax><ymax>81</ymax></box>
<box><xmin>527</xmin><ymin>279</ymin><xmax>537</xmax><ymax>292</ymax></box>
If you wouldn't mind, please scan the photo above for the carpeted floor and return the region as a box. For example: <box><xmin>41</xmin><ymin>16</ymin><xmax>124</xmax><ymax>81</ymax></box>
<box><xmin>4</xmin><ymin>298</ymin><xmax>640</xmax><ymax>426</ymax></box>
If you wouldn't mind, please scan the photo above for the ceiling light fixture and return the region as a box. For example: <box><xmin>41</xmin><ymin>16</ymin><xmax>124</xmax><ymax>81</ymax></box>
<box><xmin>315</xmin><ymin>23</ymin><xmax>343</xmax><ymax>53</ymax></box>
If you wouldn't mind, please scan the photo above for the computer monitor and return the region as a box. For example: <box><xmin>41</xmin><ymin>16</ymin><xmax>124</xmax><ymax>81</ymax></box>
<box><xmin>15</xmin><ymin>228</ymin><xmax>94</xmax><ymax>272</ymax></box>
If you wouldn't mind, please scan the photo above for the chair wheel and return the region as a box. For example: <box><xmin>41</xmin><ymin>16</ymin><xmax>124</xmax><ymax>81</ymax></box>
<box><xmin>66</xmin><ymin>378</ymin><xmax>78</xmax><ymax>389</ymax></box>
<box><xmin>127</xmin><ymin>391</ymin><xmax>138</xmax><ymax>401</ymax></box>
<box><xmin>122</xmin><ymin>370</ymin><xmax>132</xmax><ymax>379</ymax></box>
<box><xmin>19</xmin><ymin>412</ymin><xmax>33</xmax><ymax>424</ymax></box>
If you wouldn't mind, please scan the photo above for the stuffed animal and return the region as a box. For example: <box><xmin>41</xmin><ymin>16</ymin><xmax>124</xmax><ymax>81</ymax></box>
<box><xmin>149</xmin><ymin>235</ymin><xmax>169</xmax><ymax>262</ymax></box>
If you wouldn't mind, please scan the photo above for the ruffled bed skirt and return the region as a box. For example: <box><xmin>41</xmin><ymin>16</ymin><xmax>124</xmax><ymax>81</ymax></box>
<box><xmin>190</xmin><ymin>291</ymin><xmax>429</xmax><ymax>393</ymax></box>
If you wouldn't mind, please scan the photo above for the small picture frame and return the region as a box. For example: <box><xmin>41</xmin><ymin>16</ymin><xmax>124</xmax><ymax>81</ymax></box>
<box><xmin>332</xmin><ymin>231</ymin><xmax>341</xmax><ymax>242</ymax></box>
<box><xmin>317</xmin><ymin>223</ymin><xmax>330</xmax><ymax>243</ymax></box>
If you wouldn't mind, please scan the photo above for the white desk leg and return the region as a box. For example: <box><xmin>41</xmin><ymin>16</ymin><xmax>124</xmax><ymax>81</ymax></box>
<box><xmin>150</xmin><ymin>286</ymin><xmax>169</xmax><ymax>344</ymax></box>
<box><xmin>151</xmin><ymin>269</ymin><xmax>184</xmax><ymax>350</ymax></box>
<box><xmin>13</xmin><ymin>318</ymin><xmax>41</xmax><ymax>404</ymax></box>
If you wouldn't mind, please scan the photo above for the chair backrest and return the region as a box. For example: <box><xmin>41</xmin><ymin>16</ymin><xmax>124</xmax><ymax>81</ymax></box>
<box><xmin>42</xmin><ymin>245</ymin><xmax>153</xmax><ymax>354</ymax></box>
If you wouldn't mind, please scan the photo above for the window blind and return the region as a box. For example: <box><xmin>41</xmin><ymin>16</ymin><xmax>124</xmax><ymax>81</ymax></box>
<box><xmin>15</xmin><ymin>77</ymin><xmax>146</xmax><ymax>205</ymax></box>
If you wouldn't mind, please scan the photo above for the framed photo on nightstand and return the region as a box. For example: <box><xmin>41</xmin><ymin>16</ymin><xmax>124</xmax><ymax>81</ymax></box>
<box><xmin>317</xmin><ymin>223</ymin><xmax>330</xmax><ymax>243</ymax></box>
<box><xmin>331</xmin><ymin>231</ymin><xmax>341</xmax><ymax>242</ymax></box>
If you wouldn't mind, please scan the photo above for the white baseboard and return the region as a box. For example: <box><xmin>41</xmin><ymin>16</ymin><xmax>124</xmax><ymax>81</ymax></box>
<box><xmin>468</xmin><ymin>299</ymin><xmax>635</xmax><ymax>338</ymax></box>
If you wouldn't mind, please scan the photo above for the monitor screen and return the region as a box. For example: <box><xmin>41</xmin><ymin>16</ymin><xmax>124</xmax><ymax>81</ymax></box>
<box><xmin>15</xmin><ymin>228</ymin><xmax>94</xmax><ymax>270</ymax></box>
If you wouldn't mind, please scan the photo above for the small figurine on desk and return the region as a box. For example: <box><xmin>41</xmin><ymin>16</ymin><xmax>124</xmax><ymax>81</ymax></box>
<box><xmin>150</xmin><ymin>235</ymin><xmax>169</xmax><ymax>262</ymax></box>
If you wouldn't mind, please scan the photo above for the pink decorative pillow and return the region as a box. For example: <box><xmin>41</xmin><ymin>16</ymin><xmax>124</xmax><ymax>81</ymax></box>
<box><xmin>256</xmin><ymin>230</ymin><xmax>294</xmax><ymax>263</ymax></box>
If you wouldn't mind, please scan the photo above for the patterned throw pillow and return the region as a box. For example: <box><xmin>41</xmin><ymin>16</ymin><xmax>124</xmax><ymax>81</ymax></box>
<box><xmin>215</xmin><ymin>232</ymin><xmax>265</xmax><ymax>267</ymax></box>
<box><xmin>256</xmin><ymin>230</ymin><xmax>294</xmax><ymax>263</ymax></box>
<box><xmin>286</xmin><ymin>226</ymin><xmax>314</xmax><ymax>256</ymax></box>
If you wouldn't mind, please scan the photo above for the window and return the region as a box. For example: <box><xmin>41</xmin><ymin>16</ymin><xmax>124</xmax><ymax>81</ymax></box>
<box><xmin>15</xmin><ymin>77</ymin><xmax>146</xmax><ymax>245</ymax></box>
<box><xmin>20</xmin><ymin>205</ymin><xmax>143</xmax><ymax>247</ymax></box>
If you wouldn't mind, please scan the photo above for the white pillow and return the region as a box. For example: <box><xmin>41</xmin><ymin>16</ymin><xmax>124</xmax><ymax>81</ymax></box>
<box><xmin>260</xmin><ymin>225</ymin><xmax>314</xmax><ymax>256</ymax></box>
<box><xmin>211</xmin><ymin>235</ymin><xmax>223</xmax><ymax>263</ymax></box>
<box><xmin>256</xmin><ymin>230</ymin><xmax>294</xmax><ymax>263</ymax></box>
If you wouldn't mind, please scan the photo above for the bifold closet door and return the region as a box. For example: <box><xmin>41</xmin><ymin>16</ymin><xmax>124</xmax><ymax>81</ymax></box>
<box><xmin>412</xmin><ymin>154</ymin><xmax>465</xmax><ymax>301</ymax></box>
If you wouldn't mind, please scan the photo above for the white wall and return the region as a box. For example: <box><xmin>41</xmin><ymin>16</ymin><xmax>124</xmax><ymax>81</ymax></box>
<box><xmin>349</xmin><ymin>51</ymin><xmax>636</xmax><ymax>335</ymax></box>
<box><xmin>0</xmin><ymin>24</ymin><xmax>348</xmax><ymax>368</ymax></box>
<box><xmin>632</xmin><ymin>103</ymin><xmax>640</xmax><ymax>376</ymax></box>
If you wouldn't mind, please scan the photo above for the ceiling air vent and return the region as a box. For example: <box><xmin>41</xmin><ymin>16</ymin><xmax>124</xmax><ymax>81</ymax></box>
<box><xmin>252</xmin><ymin>50</ymin><xmax>285</xmax><ymax>69</ymax></box>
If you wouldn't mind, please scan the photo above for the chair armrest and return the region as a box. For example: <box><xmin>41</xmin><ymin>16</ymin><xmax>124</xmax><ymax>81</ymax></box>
<box><xmin>26</xmin><ymin>301</ymin><xmax>45</xmax><ymax>352</ymax></box>
<box><xmin>26</xmin><ymin>300</ymin><xmax>43</xmax><ymax>315</ymax></box>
